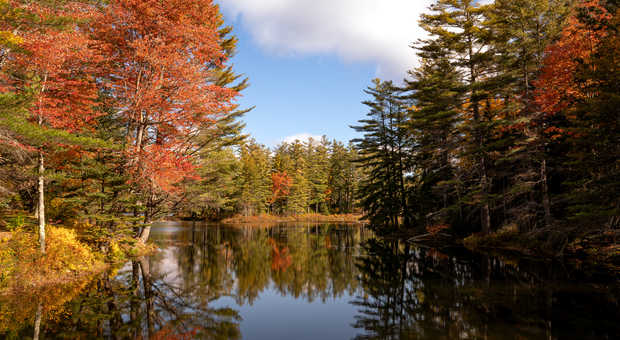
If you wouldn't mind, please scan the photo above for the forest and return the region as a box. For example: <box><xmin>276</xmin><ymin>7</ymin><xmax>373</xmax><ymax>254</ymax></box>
<box><xmin>0</xmin><ymin>0</ymin><xmax>618</xmax><ymax>315</ymax></box>
<box><xmin>180</xmin><ymin>137</ymin><xmax>362</xmax><ymax>220</ymax></box>
<box><xmin>352</xmin><ymin>0</ymin><xmax>619</xmax><ymax>258</ymax></box>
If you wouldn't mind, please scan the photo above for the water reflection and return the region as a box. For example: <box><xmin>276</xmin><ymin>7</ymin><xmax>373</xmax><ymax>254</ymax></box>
<box><xmin>352</xmin><ymin>239</ymin><xmax>619</xmax><ymax>340</ymax></box>
<box><xmin>156</xmin><ymin>223</ymin><xmax>370</xmax><ymax>306</ymax></box>
<box><xmin>1</xmin><ymin>223</ymin><xmax>618</xmax><ymax>339</ymax></box>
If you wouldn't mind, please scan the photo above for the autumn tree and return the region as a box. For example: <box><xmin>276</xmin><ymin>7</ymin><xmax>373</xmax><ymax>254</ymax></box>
<box><xmin>0</xmin><ymin>0</ymin><xmax>102</xmax><ymax>253</ymax></box>
<box><xmin>92</xmin><ymin>0</ymin><xmax>239</xmax><ymax>242</ymax></box>
<box><xmin>533</xmin><ymin>0</ymin><xmax>618</xmax><ymax>228</ymax></box>
<box><xmin>270</xmin><ymin>171</ymin><xmax>292</xmax><ymax>213</ymax></box>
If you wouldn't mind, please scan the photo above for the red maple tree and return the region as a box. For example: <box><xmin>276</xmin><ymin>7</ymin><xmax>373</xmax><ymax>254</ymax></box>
<box><xmin>533</xmin><ymin>0</ymin><xmax>612</xmax><ymax>139</ymax></box>
<box><xmin>91</xmin><ymin>0</ymin><xmax>239</xmax><ymax>241</ymax></box>
<box><xmin>270</xmin><ymin>171</ymin><xmax>293</xmax><ymax>204</ymax></box>
<box><xmin>93</xmin><ymin>0</ymin><xmax>237</xmax><ymax>190</ymax></box>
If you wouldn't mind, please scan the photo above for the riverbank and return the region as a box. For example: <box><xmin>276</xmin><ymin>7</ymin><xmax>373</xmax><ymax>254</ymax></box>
<box><xmin>221</xmin><ymin>213</ymin><xmax>366</xmax><ymax>224</ymax></box>
<box><xmin>0</xmin><ymin>222</ymin><xmax>157</xmax><ymax>294</ymax></box>
<box><xmin>404</xmin><ymin>224</ymin><xmax>620</xmax><ymax>273</ymax></box>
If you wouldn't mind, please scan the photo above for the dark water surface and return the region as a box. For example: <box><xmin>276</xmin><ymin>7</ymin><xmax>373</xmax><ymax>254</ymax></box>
<box><xmin>2</xmin><ymin>222</ymin><xmax>618</xmax><ymax>339</ymax></box>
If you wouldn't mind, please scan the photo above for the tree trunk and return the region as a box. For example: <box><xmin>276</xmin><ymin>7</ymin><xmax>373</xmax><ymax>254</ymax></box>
<box><xmin>33</xmin><ymin>303</ymin><xmax>42</xmax><ymax>340</ymax></box>
<box><xmin>137</xmin><ymin>188</ymin><xmax>152</xmax><ymax>244</ymax></box>
<box><xmin>38</xmin><ymin>149</ymin><xmax>46</xmax><ymax>254</ymax></box>
<box><xmin>138</xmin><ymin>222</ymin><xmax>151</xmax><ymax>244</ymax></box>
<box><xmin>139</xmin><ymin>257</ymin><xmax>154</xmax><ymax>339</ymax></box>
<box><xmin>541</xmin><ymin>158</ymin><xmax>552</xmax><ymax>227</ymax></box>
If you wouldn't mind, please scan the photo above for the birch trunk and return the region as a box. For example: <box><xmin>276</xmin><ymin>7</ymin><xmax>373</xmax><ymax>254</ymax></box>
<box><xmin>38</xmin><ymin>148</ymin><xmax>46</xmax><ymax>253</ymax></box>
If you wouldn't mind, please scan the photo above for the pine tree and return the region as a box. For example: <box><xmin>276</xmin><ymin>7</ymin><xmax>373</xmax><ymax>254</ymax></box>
<box><xmin>306</xmin><ymin>136</ymin><xmax>330</xmax><ymax>213</ymax></box>
<box><xmin>286</xmin><ymin>140</ymin><xmax>310</xmax><ymax>214</ymax></box>
<box><xmin>237</xmin><ymin>140</ymin><xmax>271</xmax><ymax>216</ymax></box>
<box><xmin>352</xmin><ymin>79</ymin><xmax>411</xmax><ymax>227</ymax></box>
<box><xmin>420</xmin><ymin>0</ymin><xmax>495</xmax><ymax>233</ymax></box>
<box><xmin>405</xmin><ymin>39</ymin><xmax>462</xmax><ymax>228</ymax></box>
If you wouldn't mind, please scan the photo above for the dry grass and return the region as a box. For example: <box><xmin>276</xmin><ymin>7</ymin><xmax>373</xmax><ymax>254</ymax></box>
<box><xmin>221</xmin><ymin>213</ymin><xmax>366</xmax><ymax>225</ymax></box>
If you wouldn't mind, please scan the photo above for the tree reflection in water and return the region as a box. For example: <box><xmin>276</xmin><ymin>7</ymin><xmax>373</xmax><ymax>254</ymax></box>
<box><xmin>1</xmin><ymin>224</ymin><xmax>617</xmax><ymax>339</ymax></box>
<box><xmin>170</xmin><ymin>223</ymin><xmax>370</xmax><ymax>306</ymax></box>
<box><xmin>352</xmin><ymin>238</ymin><xmax>619</xmax><ymax>340</ymax></box>
<box><xmin>0</xmin><ymin>258</ymin><xmax>241</xmax><ymax>339</ymax></box>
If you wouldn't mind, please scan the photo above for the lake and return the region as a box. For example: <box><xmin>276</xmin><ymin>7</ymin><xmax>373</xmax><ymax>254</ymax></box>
<box><xmin>2</xmin><ymin>222</ymin><xmax>618</xmax><ymax>339</ymax></box>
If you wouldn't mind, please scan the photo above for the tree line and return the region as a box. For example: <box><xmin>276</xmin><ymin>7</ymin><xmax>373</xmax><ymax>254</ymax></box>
<box><xmin>353</xmin><ymin>0</ymin><xmax>619</xmax><ymax>246</ymax></box>
<box><xmin>178</xmin><ymin>137</ymin><xmax>363</xmax><ymax>220</ymax></box>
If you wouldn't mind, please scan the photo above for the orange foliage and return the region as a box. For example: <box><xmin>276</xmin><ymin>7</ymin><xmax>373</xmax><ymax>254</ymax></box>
<box><xmin>268</xmin><ymin>238</ymin><xmax>292</xmax><ymax>272</ymax></box>
<box><xmin>533</xmin><ymin>0</ymin><xmax>612</xmax><ymax>138</ymax></box>
<box><xmin>92</xmin><ymin>0</ymin><xmax>239</xmax><ymax>193</ymax></box>
<box><xmin>7</xmin><ymin>2</ymin><xmax>101</xmax><ymax>137</ymax></box>
<box><xmin>270</xmin><ymin>171</ymin><xmax>292</xmax><ymax>204</ymax></box>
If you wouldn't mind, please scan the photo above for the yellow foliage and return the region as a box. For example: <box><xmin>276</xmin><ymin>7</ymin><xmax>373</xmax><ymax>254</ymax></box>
<box><xmin>0</xmin><ymin>227</ymin><xmax>105</xmax><ymax>291</ymax></box>
<box><xmin>0</xmin><ymin>227</ymin><xmax>106</xmax><ymax>333</ymax></box>
<box><xmin>0</xmin><ymin>30</ymin><xmax>22</xmax><ymax>46</ymax></box>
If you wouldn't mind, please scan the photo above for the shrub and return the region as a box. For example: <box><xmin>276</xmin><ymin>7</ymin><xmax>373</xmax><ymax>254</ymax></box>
<box><xmin>0</xmin><ymin>226</ymin><xmax>104</xmax><ymax>291</ymax></box>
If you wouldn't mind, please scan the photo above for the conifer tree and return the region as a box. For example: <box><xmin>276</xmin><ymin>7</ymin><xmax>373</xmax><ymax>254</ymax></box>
<box><xmin>237</xmin><ymin>140</ymin><xmax>271</xmax><ymax>216</ymax></box>
<box><xmin>306</xmin><ymin>136</ymin><xmax>330</xmax><ymax>213</ymax></box>
<box><xmin>406</xmin><ymin>44</ymin><xmax>462</xmax><ymax>227</ymax></box>
<box><xmin>420</xmin><ymin>0</ymin><xmax>495</xmax><ymax>233</ymax></box>
<box><xmin>352</xmin><ymin>79</ymin><xmax>411</xmax><ymax>227</ymax></box>
<box><xmin>286</xmin><ymin>140</ymin><xmax>310</xmax><ymax>214</ymax></box>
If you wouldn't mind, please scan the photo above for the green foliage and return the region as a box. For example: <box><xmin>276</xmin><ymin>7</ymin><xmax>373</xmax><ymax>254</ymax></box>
<box><xmin>351</xmin><ymin>79</ymin><xmax>412</xmax><ymax>227</ymax></box>
<box><xmin>348</xmin><ymin>0</ymin><xmax>618</xmax><ymax>251</ymax></box>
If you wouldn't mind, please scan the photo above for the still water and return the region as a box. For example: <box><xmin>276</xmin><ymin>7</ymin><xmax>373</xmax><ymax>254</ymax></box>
<box><xmin>2</xmin><ymin>222</ymin><xmax>618</xmax><ymax>339</ymax></box>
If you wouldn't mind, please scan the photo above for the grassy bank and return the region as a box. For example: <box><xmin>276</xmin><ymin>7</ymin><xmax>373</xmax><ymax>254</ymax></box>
<box><xmin>221</xmin><ymin>213</ymin><xmax>366</xmax><ymax>224</ymax></box>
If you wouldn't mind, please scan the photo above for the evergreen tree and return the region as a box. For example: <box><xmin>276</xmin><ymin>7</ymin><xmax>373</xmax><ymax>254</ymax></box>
<box><xmin>237</xmin><ymin>140</ymin><xmax>271</xmax><ymax>216</ymax></box>
<box><xmin>352</xmin><ymin>79</ymin><xmax>411</xmax><ymax>227</ymax></box>
<box><xmin>306</xmin><ymin>136</ymin><xmax>330</xmax><ymax>213</ymax></box>
<box><xmin>286</xmin><ymin>140</ymin><xmax>310</xmax><ymax>214</ymax></box>
<box><xmin>420</xmin><ymin>0</ymin><xmax>495</xmax><ymax>233</ymax></box>
<box><xmin>405</xmin><ymin>38</ymin><xmax>463</xmax><ymax>228</ymax></box>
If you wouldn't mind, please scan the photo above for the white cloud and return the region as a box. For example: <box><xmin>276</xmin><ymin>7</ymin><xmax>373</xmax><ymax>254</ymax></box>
<box><xmin>220</xmin><ymin>0</ymin><xmax>435</xmax><ymax>80</ymax></box>
<box><xmin>282</xmin><ymin>133</ymin><xmax>323</xmax><ymax>144</ymax></box>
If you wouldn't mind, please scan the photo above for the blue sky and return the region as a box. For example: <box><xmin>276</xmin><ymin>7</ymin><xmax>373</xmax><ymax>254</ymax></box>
<box><xmin>218</xmin><ymin>0</ymin><xmax>437</xmax><ymax>146</ymax></box>
<box><xmin>228</xmin><ymin>25</ymin><xmax>377</xmax><ymax>146</ymax></box>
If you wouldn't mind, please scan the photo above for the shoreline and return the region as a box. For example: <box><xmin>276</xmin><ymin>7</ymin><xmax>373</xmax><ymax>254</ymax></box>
<box><xmin>402</xmin><ymin>228</ymin><xmax>620</xmax><ymax>274</ymax></box>
<box><xmin>219</xmin><ymin>213</ymin><xmax>367</xmax><ymax>225</ymax></box>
